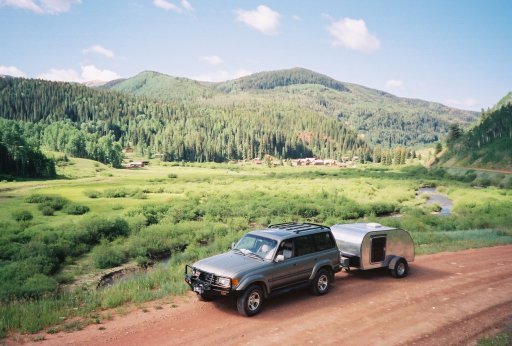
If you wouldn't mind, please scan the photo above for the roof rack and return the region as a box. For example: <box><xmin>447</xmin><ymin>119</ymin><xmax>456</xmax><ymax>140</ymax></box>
<box><xmin>269</xmin><ymin>222</ymin><xmax>330</xmax><ymax>234</ymax></box>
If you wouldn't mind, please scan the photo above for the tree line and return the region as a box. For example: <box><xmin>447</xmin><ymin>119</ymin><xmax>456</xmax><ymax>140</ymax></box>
<box><xmin>0</xmin><ymin>77</ymin><xmax>370</xmax><ymax>164</ymax></box>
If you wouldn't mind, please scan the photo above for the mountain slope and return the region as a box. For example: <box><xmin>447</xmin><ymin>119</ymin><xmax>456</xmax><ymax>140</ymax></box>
<box><xmin>494</xmin><ymin>91</ymin><xmax>512</xmax><ymax>110</ymax></box>
<box><xmin>0</xmin><ymin>77</ymin><xmax>369</xmax><ymax>162</ymax></box>
<box><xmin>102</xmin><ymin>68</ymin><xmax>478</xmax><ymax>147</ymax></box>
<box><xmin>439</xmin><ymin>100</ymin><xmax>512</xmax><ymax>170</ymax></box>
<box><xmin>102</xmin><ymin>71</ymin><xmax>216</xmax><ymax>101</ymax></box>
<box><xmin>215</xmin><ymin>67</ymin><xmax>348</xmax><ymax>92</ymax></box>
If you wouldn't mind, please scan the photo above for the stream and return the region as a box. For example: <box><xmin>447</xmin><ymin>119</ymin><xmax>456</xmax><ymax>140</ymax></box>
<box><xmin>416</xmin><ymin>187</ymin><xmax>453</xmax><ymax>216</ymax></box>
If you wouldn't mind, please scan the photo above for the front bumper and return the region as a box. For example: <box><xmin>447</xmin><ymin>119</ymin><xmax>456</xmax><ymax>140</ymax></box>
<box><xmin>184</xmin><ymin>264</ymin><xmax>232</xmax><ymax>296</ymax></box>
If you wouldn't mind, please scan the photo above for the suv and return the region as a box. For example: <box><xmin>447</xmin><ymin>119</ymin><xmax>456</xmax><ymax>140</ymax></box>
<box><xmin>184</xmin><ymin>222</ymin><xmax>341</xmax><ymax>316</ymax></box>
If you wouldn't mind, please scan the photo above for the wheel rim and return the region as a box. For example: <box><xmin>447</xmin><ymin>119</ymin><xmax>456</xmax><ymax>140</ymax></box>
<box><xmin>397</xmin><ymin>262</ymin><xmax>406</xmax><ymax>276</ymax></box>
<box><xmin>247</xmin><ymin>291</ymin><xmax>261</xmax><ymax>311</ymax></box>
<box><xmin>317</xmin><ymin>274</ymin><xmax>328</xmax><ymax>291</ymax></box>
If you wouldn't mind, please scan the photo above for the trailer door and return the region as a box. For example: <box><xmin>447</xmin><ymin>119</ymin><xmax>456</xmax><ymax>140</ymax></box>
<box><xmin>371</xmin><ymin>236</ymin><xmax>387</xmax><ymax>263</ymax></box>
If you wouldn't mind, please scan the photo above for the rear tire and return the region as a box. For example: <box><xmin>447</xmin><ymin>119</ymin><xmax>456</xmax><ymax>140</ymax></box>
<box><xmin>237</xmin><ymin>285</ymin><xmax>264</xmax><ymax>317</ymax></box>
<box><xmin>391</xmin><ymin>258</ymin><xmax>409</xmax><ymax>278</ymax></box>
<box><xmin>311</xmin><ymin>269</ymin><xmax>331</xmax><ymax>295</ymax></box>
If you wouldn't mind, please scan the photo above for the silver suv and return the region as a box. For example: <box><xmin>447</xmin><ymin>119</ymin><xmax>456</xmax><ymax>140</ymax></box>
<box><xmin>184</xmin><ymin>223</ymin><xmax>341</xmax><ymax>316</ymax></box>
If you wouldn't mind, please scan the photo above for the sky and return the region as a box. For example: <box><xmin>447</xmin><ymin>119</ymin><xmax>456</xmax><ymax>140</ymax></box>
<box><xmin>0</xmin><ymin>0</ymin><xmax>511</xmax><ymax>111</ymax></box>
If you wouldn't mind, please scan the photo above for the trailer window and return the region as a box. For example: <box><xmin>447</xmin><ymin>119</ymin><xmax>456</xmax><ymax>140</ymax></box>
<box><xmin>371</xmin><ymin>236</ymin><xmax>386</xmax><ymax>263</ymax></box>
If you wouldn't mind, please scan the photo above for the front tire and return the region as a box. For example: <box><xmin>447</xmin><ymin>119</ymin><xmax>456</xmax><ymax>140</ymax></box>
<box><xmin>311</xmin><ymin>269</ymin><xmax>331</xmax><ymax>295</ymax></box>
<box><xmin>391</xmin><ymin>258</ymin><xmax>409</xmax><ymax>278</ymax></box>
<box><xmin>237</xmin><ymin>285</ymin><xmax>264</xmax><ymax>317</ymax></box>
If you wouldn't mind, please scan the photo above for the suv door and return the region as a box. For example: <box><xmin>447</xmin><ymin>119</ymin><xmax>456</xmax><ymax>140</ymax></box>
<box><xmin>269</xmin><ymin>240</ymin><xmax>299</xmax><ymax>289</ymax></box>
<box><xmin>293</xmin><ymin>234</ymin><xmax>318</xmax><ymax>282</ymax></box>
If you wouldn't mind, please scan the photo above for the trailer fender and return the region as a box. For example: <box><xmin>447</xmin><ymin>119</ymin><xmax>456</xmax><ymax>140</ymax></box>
<box><xmin>388</xmin><ymin>256</ymin><xmax>401</xmax><ymax>270</ymax></box>
<box><xmin>309</xmin><ymin>260</ymin><xmax>334</xmax><ymax>281</ymax></box>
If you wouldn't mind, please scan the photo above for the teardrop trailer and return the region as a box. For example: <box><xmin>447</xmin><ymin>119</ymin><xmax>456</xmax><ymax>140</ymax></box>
<box><xmin>331</xmin><ymin>223</ymin><xmax>415</xmax><ymax>278</ymax></box>
<box><xmin>184</xmin><ymin>222</ymin><xmax>415</xmax><ymax>316</ymax></box>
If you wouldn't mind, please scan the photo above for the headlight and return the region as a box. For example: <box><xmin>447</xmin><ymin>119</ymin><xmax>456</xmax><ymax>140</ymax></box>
<box><xmin>216</xmin><ymin>277</ymin><xmax>231</xmax><ymax>287</ymax></box>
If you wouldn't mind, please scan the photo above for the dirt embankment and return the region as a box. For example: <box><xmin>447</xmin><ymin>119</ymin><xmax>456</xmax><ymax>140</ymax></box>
<box><xmin>14</xmin><ymin>245</ymin><xmax>512</xmax><ymax>346</ymax></box>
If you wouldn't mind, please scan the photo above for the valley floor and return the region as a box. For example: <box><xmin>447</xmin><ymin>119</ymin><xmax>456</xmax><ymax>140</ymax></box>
<box><xmin>14</xmin><ymin>245</ymin><xmax>512</xmax><ymax>346</ymax></box>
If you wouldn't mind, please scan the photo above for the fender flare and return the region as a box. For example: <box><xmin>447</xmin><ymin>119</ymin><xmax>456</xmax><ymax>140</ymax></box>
<box><xmin>309</xmin><ymin>260</ymin><xmax>334</xmax><ymax>281</ymax></box>
<box><xmin>235</xmin><ymin>275</ymin><xmax>269</xmax><ymax>297</ymax></box>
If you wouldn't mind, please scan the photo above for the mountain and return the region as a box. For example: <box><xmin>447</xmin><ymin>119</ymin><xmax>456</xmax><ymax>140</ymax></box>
<box><xmin>439</xmin><ymin>97</ymin><xmax>512</xmax><ymax>170</ymax></box>
<box><xmin>102</xmin><ymin>68</ymin><xmax>478</xmax><ymax>147</ymax></box>
<box><xmin>214</xmin><ymin>67</ymin><xmax>348</xmax><ymax>92</ymax></box>
<box><xmin>494</xmin><ymin>91</ymin><xmax>512</xmax><ymax>110</ymax></box>
<box><xmin>0</xmin><ymin>76</ymin><xmax>369</xmax><ymax>163</ymax></box>
<box><xmin>102</xmin><ymin>71</ymin><xmax>216</xmax><ymax>101</ymax></box>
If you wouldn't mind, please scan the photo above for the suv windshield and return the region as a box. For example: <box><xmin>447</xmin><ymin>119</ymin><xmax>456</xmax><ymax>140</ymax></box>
<box><xmin>234</xmin><ymin>234</ymin><xmax>278</xmax><ymax>260</ymax></box>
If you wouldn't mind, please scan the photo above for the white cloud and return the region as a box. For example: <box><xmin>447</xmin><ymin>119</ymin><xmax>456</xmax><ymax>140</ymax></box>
<box><xmin>292</xmin><ymin>14</ymin><xmax>301</xmax><ymax>21</ymax></box>
<box><xmin>193</xmin><ymin>69</ymin><xmax>252</xmax><ymax>82</ymax></box>
<box><xmin>0</xmin><ymin>0</ymin><xmax>81</xmax><ymax>14</ymax></box>
<box><xmin>235</xmin><ymin>5</ymin><xmax>281</xmax><ymax>35</ymax></box>
<box><xmin>232</xmin><ymin>69</ymin><xmax>252</xmax><ymax>79</ymax></box>
<box><xmin>0</xmin><ymin>65</ymin><xmax>26</xmax><ymax>77</ymax></box>
<box><xmin>80</xmin><ymin>65</ymin><xmax>120</xmax><ymax>82</ymax></box>
<box><xmin>327</xmin><ymin>17</ymin><xmax>380</xmax><ymax>53</ymax></box>
<box><xmin>200</xmin><ymin>55</ymin><xmax>223</xmax><ymax>66</ymax></box>
<box><xmin>153</xmin><ymin>0</ymin><xmax>193</xmax><ymax>13</ymax></box>
<box><xmin>180</xmin><ymin>0</ymin><xmax>193</xmax><ymax>11</ymax></box>
<box><xmin>385</xmin><ymin>79</ymin><xmax>405</xmax><ymax>90</ymax></box>
<box><xmin>82</xmin><ymin>45</ymin><xmax>115</xmax><ymax>59</ymax></box>
<box><xmin>37</xmin><ymin>68</ymin><xmax>82</xmax><ymax>82</ymax></box>
<box><xmin>37</xmin><ymin>65</ymin><xmax>120</xmax><ymax>83</ymax></box>
<box><xmin>444</xmin><ymin>98</ymin><xmax>480</xmax><ymax>109</ymax></box>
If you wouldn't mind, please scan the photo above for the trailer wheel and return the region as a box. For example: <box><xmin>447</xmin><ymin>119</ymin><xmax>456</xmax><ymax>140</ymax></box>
<box><xmin>311</xmin><ymin>269</ymin><xmax>331</xmax><ymax>295</ymax></box>
<box><xmin>391</xmin><ymin>258</ymin><xmax>409</xmax><ymax>278</ymax></box>
<box><xmin>237</xmin><ymin>284</ymin><xmax>264</xmax><ymax>317</ymax></box>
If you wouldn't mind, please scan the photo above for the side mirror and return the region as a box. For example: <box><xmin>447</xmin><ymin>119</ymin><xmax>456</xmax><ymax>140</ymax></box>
<box><xmin>231</xmin><ymin>242</ymin><xmax>236</xmax><ymax>249</ymax></box>
<box><xmin>275</xmin><ymin>254</ymin><xmax>285</xmax><ymax>263</ymax></box>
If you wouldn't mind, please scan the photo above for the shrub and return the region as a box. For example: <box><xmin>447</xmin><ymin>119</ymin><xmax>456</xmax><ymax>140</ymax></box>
<box><xmin>130</xmin><ymin>190</ymin><xmax>147</xmax><ymax>199</ymax></box>
<box><xmin>167</xmin><ymin>173</ymin><xmax>178</xmax><ymax>179</ymax></box>
<box><xmin>40</xmin><ymin>206</ymin><xmax>54</xmax><ymax>216</ymax></box>
<box><xmin>12</xmin><ymin>210</ymin><xmax>33</xmax><ymax>222</ymax></box>
<box><xmin>92</xmin><ymin>242</ymin><xmax>126</xmax><ymax>269</ymax></box>
<box><xmin>296</xmin><ymin>206</ymin><xmax>319</xmax><ymax>218</ymax></box>
<box><xmin>26</xmin><ymin>195</ymin><xmax>68</xmax><ymax>210</ymax></box>
<box><xmin>84</xmin><ymin>190</ymin><xmax>101</xmax><ymax>198</ymax></box>
<box><xmin>20</xmin><ymin>274</ymin><xmax>58</xmax><ymax>298</ymax></box>
<box><xmin>83</xmin><ymin>216</ymin><xmax>129</xmax><ymax>241</ymax></box>
<box><xmin>103</xmin><ymin>188</ymin><xmax>128</xmax><ymax>198</ymax></box>
<box><xmin>63</xmin><ymin>203</ymin><xmax>90</xmax><ymax>215</ymax></box>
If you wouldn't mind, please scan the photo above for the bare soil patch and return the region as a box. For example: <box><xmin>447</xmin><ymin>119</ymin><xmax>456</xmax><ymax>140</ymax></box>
<box><xmin>12</xmin><ymin>245</ymin><xmax>512</xmax><ymax>346</ymax></box>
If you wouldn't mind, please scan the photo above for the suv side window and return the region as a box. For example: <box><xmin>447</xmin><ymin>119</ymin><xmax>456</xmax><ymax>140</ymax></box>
<box><xmin>313</xmin><ymin>232</ymin><xmax>336</xmax><ymax>251</ymax></box>
<box><xmin>294</xmin><ymin>235</ymin><xmax>316</xmax><ymax>257</ymax></box>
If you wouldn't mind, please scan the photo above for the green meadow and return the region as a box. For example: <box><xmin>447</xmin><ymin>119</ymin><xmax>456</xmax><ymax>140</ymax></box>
<box><xmin>1</xmin><ymin>158</ymin><xmax>512</xmax><ymax>338</ymax></box>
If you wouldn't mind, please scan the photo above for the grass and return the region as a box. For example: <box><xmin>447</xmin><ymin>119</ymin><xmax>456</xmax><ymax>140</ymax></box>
<box><xmin>0</xmin><ymin>157</ymin><xmax>511</xmax><ymax>338</ymax></box>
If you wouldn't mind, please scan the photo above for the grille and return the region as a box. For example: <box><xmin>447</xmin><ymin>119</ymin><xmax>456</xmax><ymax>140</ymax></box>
<box><xmin>198</xmin><ymin>270</ymin><xmax>215</xmax><ymax>283</ymax></box>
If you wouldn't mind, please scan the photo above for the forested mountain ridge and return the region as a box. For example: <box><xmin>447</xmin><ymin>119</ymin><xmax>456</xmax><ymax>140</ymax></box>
<box><xmin>0</xmin><ymin>76</ymin><xmax>369</xmax><ymax>164</ymax></box>
<box><xmin>103</xmin><ymin>68</ymin><xmax>478</xmax><ymax>147</ymax></box>
<box><xmin>439</xmin><ymin>98</ymin><xmax>512</xmax><ymax>170</ymax></box>
<box><xmin>493</xmin><ymin>91</ymin><xmax>512</xmax><ymax>110</ymax></box>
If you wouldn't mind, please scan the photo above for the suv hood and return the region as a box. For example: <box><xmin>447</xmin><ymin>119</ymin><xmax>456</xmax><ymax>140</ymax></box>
<box><xmin>193</xmin><ymin>251</ymin><xmax>266</xmax><ymax>278</ymax></box>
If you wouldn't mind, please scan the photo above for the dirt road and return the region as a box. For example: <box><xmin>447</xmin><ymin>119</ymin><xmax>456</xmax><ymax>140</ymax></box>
<box><xmin>20</xmin><ymin>245</ymin><xmax>512</xmax><ymax>346</ymax></box>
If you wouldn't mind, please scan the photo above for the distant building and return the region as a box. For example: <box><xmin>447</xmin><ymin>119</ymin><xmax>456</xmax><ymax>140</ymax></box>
<box><xmin>127</xmin><ymin>161</ymin><xmax>144</xmax><ymax>168</ymax></box>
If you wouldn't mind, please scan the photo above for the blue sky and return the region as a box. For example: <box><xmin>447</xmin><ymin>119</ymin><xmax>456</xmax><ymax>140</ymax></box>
<box><xmin>0</xmin><ymin>0</ymin><xmax>510</xmax><ymax>111</ymax></box>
